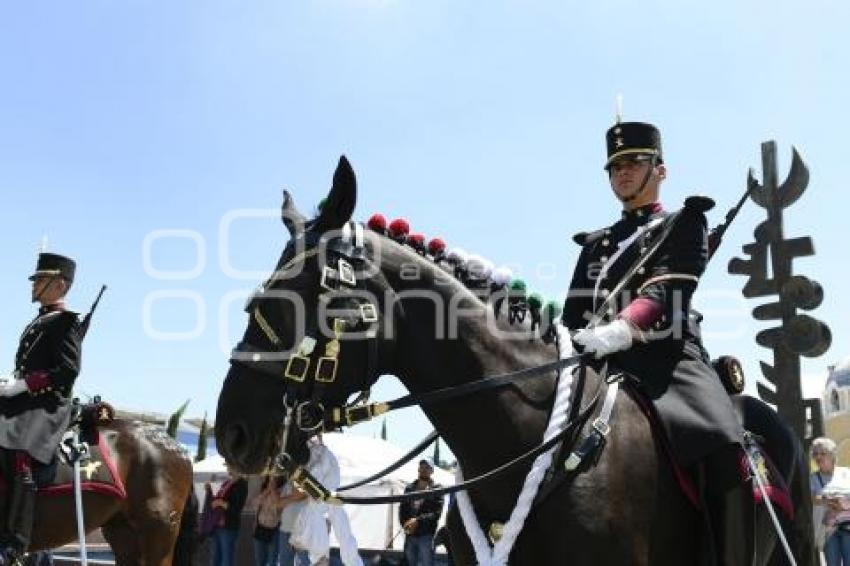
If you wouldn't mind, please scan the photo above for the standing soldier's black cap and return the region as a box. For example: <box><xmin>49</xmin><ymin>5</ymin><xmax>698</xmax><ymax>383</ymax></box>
<box><xmin>29</xmin><ymin>253</ymin><xmax>76</xmax><ymax>283</ymax></box>
<box><xmin>605</xmin><ymin>122</ymin><xmax>663</xmax><ymax>170</ymax></box>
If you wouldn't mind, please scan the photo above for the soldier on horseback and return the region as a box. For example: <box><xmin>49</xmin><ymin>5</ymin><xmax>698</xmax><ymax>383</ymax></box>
<box><xmin>562</xmin><ymin>120</ymin><xmax>753</xmax><ymax>564</ymax></box>
<box><xmin>0</xmin><ymin>253</ymin><xmax>82</xmax><ymax>562</ymax></box>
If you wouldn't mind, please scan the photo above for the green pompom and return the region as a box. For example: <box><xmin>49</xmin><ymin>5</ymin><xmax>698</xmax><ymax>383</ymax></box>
<box><xmin>527</xmin><ymin>293</ymin><xmax>543</xmax><ymax>310</ymax></box>
<box><xmin>509</xmin><ymin>279</ymin><xmax>527</xmax><ymax>292</ymax></box>
<box><xmin>544</xmin><ymin>300</ymin><xmax>562</xmax><ymax>320</ymax></box>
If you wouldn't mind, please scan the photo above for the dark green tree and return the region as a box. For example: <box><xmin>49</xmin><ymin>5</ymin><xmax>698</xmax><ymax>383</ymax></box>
<box><xmin>195</xmin><ymin>413</ymin><xmax>208</xmax><ymax>463</ymax></box>
<box><xmin>166</xmin><ymin>399</ymin><xmax>190</xmax><ymax>439</ymax></box>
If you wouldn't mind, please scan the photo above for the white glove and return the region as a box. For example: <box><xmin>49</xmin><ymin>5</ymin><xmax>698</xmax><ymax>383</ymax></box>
<box><xmin>572</xmin><ymin>319</ymin><xmax>634</xmax><ymax>359</ymax></box>
<box><xmin>0</xmin><ymin>380</ymin><xmax>28</xmax><ymax>397</ymax></box>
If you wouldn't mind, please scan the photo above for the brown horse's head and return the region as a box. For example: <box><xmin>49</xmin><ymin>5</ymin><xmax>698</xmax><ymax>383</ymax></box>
<box><xmin>215</xmin><ymin>156</ymin><xmax>392</xmax><ymax>475</ymax></box>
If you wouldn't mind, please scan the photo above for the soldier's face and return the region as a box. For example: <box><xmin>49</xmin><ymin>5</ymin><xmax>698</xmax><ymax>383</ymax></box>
<box><xmin>31</xmin><ymin>276</ymin><xmax>66</xmax><ymax>304</ymax></box>
<box><xmin>609</xmin><ymin>157</ymin><xmax>665</xmax><ymax>202</ymax></box>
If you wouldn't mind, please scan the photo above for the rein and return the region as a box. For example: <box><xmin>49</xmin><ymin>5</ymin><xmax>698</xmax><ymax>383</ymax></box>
<box><xmin>337</xmin><ymin>430</ymin><xmax>439</xmax><ymax>492</ymax></box>
<box><xmin>278</xmin><ymin>370</ymin><xmax>608</xmax><ymax>506</ymax></box>
<box><xmin>323</xmin><ymin>352</ymin><xmax>589</xmax><ymax>429</ymax></box>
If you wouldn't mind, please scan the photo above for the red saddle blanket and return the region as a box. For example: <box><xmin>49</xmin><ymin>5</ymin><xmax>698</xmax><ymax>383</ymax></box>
<box><xmin>0</xmin><ymin>431</ymin><xmax>126</xmax><ymax>500</ymax></box>
<box><xmin>627</xmin><ymin>385</ymin><xmax>794</xmax><ymax>520</ymax></box>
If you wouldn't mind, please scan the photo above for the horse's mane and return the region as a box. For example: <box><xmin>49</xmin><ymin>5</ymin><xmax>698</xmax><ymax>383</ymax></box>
<box><xmin>126</xmin><ymin>421</ymin><xmax>192</xmax><ymax>458</ymax></box>
<box><xmin>361</xmin><ymin>214</ymin><xmax>561</xmax><ymax>332</ymax></box>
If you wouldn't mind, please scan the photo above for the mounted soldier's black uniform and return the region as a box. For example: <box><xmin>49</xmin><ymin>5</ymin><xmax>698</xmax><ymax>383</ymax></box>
<box><xmin>562</xmin><ymin>200</ymin><xmax>743</xmax><ymax>466</ymax></box>
<box><xmin>562</xmin><ymin>122</ymin><xmax>752</xmax><ymax>565</ymax></box>
<box><xmin>0</xmin><ymin>253</ymin><xmax>82</xmax><ymax>559</ymax></box>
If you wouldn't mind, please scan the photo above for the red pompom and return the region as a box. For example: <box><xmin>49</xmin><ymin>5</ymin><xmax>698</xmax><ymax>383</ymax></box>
<box><xmin>388</xmin><ymin>218</ymin><xmax>410</xmax><ymax>238</ymax></box>
<box><xmin>428</xmin><ymin>238</ymin><xmax>446</xmax><ymax>254</ymax></box>
<box><xmin>408</xmin><ymin>233</ymin><xmax>425</xmax><ymax>246</ymax></box>
<box><xmin>367</xmin><ymin>214</ymin><xmax>387</xmax><ymax>232</ymax></box>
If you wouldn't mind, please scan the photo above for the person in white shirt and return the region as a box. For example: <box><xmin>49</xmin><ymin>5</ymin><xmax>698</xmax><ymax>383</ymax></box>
<box><xmin>283</xmin><ymin>436</ymin><xmax>363</xmax><ymax>566</ymax></box>
<box><xmin>811</xmin><ymin>437</ymin><xmax>850</xmax><ymax>565</ymax></box>
<box><xmin>278</xmin><ymin>479</ymin><xmax>310</xmax><ymax>566</ymax></box>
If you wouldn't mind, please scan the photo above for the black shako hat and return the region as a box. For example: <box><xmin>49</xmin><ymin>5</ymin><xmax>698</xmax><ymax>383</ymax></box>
<box><xmin>605</xmin><ymin>121</ymin><xmax>663</xmax><ymax>170</ymax></box>
<box><xmin>29</xmin><ymin>252</ymin><xmax>76</xmax><ymax>283</ymax></box>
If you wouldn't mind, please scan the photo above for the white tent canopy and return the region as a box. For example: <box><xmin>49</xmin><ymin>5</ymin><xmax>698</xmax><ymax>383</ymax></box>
<box><xmin>192</xmin><ymin>432</ymin><xmax>454</xmax><ymax>552</ymax></box>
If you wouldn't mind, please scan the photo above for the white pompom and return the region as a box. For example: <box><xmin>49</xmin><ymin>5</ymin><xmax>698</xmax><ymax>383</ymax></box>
<box><xmin>447</xmin><ymin>247</ymin><xmax>469</xmax><ymax>263</ymax></box>
<box><xmin>467</xmin><ymin>255</ymin><xmax>494</xmax><ymax>279</ymax></box>
<box><xmin>491</xmin><ymin>267</ymin><xmax>513</xmax><ymax>286</ymax></box>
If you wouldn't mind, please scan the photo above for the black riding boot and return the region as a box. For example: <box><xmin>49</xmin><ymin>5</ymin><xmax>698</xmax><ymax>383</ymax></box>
<box><xmin>4</xmin><ymin>470</ymin><xmax>36</xmax><ymax>560</ymax></box>
<box><xmin>698</xmin><ymin>445</ymin><xmax>755</xmax><ymax>566</ymax></box>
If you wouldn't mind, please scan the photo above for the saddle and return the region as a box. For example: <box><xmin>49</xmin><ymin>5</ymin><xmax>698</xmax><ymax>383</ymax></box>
<box><xmin>0</xmin><ymin>399</ymin><xmax>126</xmax><ymax>500</ymax></box>
<box><xmin>626</xmin><ymin>372</ymin><xmax>795</xmax><ymax>520</ymax></box>
<box><xmin>543</xmin><ymin>359</ymin><xmax>794</xmax><ymax>520</ymax></box>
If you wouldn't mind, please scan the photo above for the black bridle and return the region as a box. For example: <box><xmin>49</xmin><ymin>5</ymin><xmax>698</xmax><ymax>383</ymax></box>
<box><xmin>230</xmin><ymin>223</ymin><xmax>384</xmax><ymax>459</ymax></box>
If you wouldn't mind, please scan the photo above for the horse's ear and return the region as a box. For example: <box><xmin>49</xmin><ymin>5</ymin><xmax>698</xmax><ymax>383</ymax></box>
<box><xmin>282</xmin><ymin>190</ymin><xmax>307</xmax><ymax>237</ymax></box>
<box><xmin>313</xmin><ymin>155</ymin><xmax>357</xmax><ymax>233</ymax></box>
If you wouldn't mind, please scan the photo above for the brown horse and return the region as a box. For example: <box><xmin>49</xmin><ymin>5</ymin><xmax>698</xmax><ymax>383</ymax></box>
<box><xmin>215</xmin><ymin>157</ymin><xmax>814</xmax><ymax>564</ymax></box>
<box><xmin>7</xmin><ymin>419</ymin><xmax>196</xmax><ymax>565</ymax></box>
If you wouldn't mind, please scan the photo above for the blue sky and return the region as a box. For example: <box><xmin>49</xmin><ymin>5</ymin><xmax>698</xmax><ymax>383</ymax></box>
<box><xmin>1</xmin><ymin>0</ymin><xmax>847</xmax><ymax>456</ymax></box>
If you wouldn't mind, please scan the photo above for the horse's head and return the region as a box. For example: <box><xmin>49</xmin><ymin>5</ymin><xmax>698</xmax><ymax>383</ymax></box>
<box><xmin>215</xmin><ymin>156</ymin><xmax>393</xmax><ymax>475</ymax></box>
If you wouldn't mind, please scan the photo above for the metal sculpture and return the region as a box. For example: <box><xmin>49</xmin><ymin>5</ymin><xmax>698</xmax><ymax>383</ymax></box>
<box><xmin>729</xmin><ymin>141</ymin><xmax>830</xmax><ymax>442</ymax></box>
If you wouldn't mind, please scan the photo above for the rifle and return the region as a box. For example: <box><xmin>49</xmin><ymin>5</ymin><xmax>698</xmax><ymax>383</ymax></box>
<box><xmin>707</xmin><ymin>176</ymin><xmax>758</xmax><ymax>259</ymax></box>
<box><xmin>79</xmin><ymin>285</ymin><xmax>107</xmax><ymax>340</ymax></box>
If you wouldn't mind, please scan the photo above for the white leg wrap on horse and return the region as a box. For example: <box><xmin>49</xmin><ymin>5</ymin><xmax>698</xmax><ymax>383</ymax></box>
<box><xmin>455</xmin><ymin>323</ymin><xmax>577</xmax><ymax>565</ymax></box>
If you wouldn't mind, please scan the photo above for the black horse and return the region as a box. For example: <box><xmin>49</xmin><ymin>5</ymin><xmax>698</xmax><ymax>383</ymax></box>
<box><xmin>216</xmin><ymin>157</ymin><xmax>813</xmax><ymax>565</ymax></box>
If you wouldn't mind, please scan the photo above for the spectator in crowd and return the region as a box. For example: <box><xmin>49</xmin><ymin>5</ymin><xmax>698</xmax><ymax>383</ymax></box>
<box><xmin>399</xmin><ymin>459</ymin><xmax>443</xmax><ymax>566</ymax></box>
<box><xmin>253</xmin><ymin>475</ymin><xmax>286</xmax><ymax>566</ymax></box>
<box><xmin>811</xmin><ymin>437</ymin><xmax>850</xmax><ymax>565</ymax></box>
<box><xmin>289</xmin><ymin>435</ymin><xmax>362</xmax><ymax>566</ymax></box>
<box><xmin>278</xmin><ymin>479</ymin><xmax>310</xmax><ymax>566</ymax></box>
<box><xmin>208</xmin><ymin>468</ymin><xmax>248</xmax><ymax>566</ymax></box>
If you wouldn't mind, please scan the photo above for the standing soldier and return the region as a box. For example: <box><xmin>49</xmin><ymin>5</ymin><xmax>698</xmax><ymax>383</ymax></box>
<box><xmin>0</xmin><ymin>253</ymin><xmax>82</xmax><ymax>561</ymax></box>
<box><xmin>562</xmin><ymin>120</ymin><xmax>751</xmax><ymax>564</ymax></box>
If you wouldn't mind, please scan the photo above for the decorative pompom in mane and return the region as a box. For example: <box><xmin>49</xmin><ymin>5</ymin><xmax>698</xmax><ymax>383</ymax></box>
<box><xmin>408</xmin><ymin>233</ymin><xmax>426</xmax><ymax>254</ymax></box>
<box><xmin>428</xmin><ymin>238</ymin><xmax>446</xmax><ymax>260</ymax></box>
<box><xmin>364</xmin><ymin>212</ymin><xmax>562</xmax><ymax>341</ymax></box>
<box><xmin>388</xmin><ymin>218</ymin><xmax>410</xmax><ymax>243</ymax></box>
<box><xmin>368</xmin><ymin>213</ymin><xmax>388</xmax><ymax>234</ymax></box>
